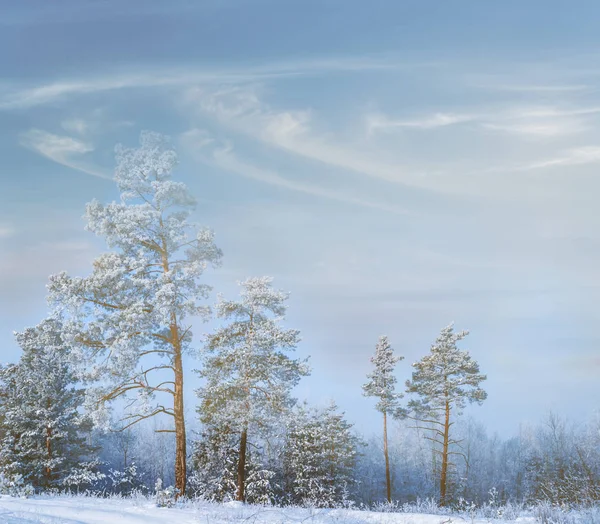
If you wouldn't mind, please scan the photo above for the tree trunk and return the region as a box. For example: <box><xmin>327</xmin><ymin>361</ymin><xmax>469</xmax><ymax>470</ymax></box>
<box><xmin>45</xmin><ymin>425</ymin><xmax>52</xmax><ymax>488</ymax></box>
<box><xmin>163</xmin><ymin>234</ymin><xmax>187</xmax><ymax>499</ymax></box>
<box><xmin>236</xmin><ymin>426</ymin><xmax>248</xmax><ymax>501</ymax></box>
<box><xmin>440</xmin><ymin>398</ymin><xmax>450</xmax><ymax>506</ymax></box>
<box><xmin>383</xmin><ymin>410</ymin><xmax>392</xmax><ymax>503</ymax></box>
<box><xmin>173</xmin><ymin>344</ymin><xmax>187</xmax><ymax>498</ymax></box>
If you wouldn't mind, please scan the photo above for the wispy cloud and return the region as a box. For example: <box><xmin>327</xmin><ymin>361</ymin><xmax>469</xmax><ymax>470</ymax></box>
<box><xmin>0</xmin><ymin>56</ymin><xmax>405</xmax><ymax>111</ymax></box>
<box><xmin>368</xmin><ymin>104</ymin><xmax>600</xmax><ymax>138</ymax></box>
<box><xmin>19</xmin><ymin>129</ymin><xmax>111</xmax><ymax>179</ymax></box>
<box><xmin>482</xmin><ymin>120</ymin><xmax>586</xmax><ymax>137</ymax></box>
<box><xmin>184</xmin><ymin>86</ymin><xmax>432</xmax><ymax>188</ymax></box>
<box><xmin>477</xmin><ymin>83</ymin><xmax>591</xmax><ymax>93</ymax></box>
<box><xmin>367</xmin><ymin>112</ymin><xmax>475</xmax><ymax>133</ymax></box>
<box><xmin>180</xmin><ymin>129</ymin><xmax>408</xmax><ymax>215</ymax></box>
<box><xmin>522</xmin><ymin>146</ymin><xmax>600</xmax><ymax>170</ymax></box>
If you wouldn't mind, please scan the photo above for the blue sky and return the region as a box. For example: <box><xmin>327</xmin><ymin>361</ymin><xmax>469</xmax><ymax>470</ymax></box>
<box><xmin>1</xmin><ymin>0</ymin><xmax>600</xmax><ymax>437</ymax></box>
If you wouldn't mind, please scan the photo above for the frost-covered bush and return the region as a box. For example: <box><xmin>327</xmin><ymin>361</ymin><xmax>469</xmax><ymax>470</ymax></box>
<box><xmin>532</xmin><ymin>502</ymin><xmax>600</xmax><ymax>524</ymax></box>
<box><xmin>61</xmin><ymin>460</ymin><xmax>106</xmax><ymax>492</ymax></box>
<box><xmin>106</xmin><ymin>464</ymin><xmax>145</xmax><ymax>496</ymax></box>
<box><xmin>0</xmin><ymin>473</ymin><xmax>35</xmax><ymax>498</ymax></box>
<box><xmin>154</xmin><ymin>478</ymin><xmax>179</xmax><ymax>507</ymax></box>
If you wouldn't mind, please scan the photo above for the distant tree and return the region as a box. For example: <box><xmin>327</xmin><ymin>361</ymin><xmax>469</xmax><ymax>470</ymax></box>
<box><xmin>197</xmin><ymin>276</ymin><xmax>309</xmax><ymax>502</ymax></box>
<box><xmin>362</xmin><ymin>335</ymin><xmax>405</xmax><ymax>502</ymax></box>
<box><xmin>406</xmin><ymin>324</ymin><xmax>487</xmax><ymax>506</ymax></box>
<box><xmin>283</xmin><ymin>401</ymin><xmax>361</xmax><ymax>507</ymax></box>
<box><xmin>525</xmin><ymin>412</ymin><xmax>600</xmax><ymax>505</ymax></box>
<box><xmin>0</xmin><ymin>319</ymin><xmax>98</xmax><ymax>490</ymax></box>
<box><xmin>47</xmin><ymin>131</ymin><xmax>222</xmax><ymax>495</ymax></box>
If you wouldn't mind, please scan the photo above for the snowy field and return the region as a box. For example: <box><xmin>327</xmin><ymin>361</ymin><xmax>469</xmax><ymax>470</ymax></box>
<box><xmin>0</xmin><ymin>496</ymin><xmax>540</xmax><ymax>524</ymax></box>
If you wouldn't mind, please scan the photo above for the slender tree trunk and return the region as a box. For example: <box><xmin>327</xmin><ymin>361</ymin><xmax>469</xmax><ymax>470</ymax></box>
<box><xmin>45</xmin><ymin>425</ymin><xmax>52</xmax><ymax>487</ymax></box>
<box><xmin>173</xmin><ymin>340</ymin><xmax>186</xmax><ymax>498</ymax></box>
<box><xmin>383</xmin><ymin>410</ymin><xmax>392</xmax><ymax>503</ymax></box>
<box><xmin>236</xmin><ymin>426</ymin><xmax>248</xmax><ymax>501</ymax></box>
<box><xmin>162</xmin><ymin>229</ymin><xmax>187</xmax><ymax>498</ymax></box>
<box><xmin>440</xmin><ymin>398</ymin><xmax>450</xmax><ymax>506</ymax></box>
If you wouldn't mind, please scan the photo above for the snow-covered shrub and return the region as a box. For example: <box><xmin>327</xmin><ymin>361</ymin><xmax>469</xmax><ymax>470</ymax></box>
<box><xmin>0</xmin><ymin>473</ymin><xmax>34</xmax><ymax>498</ymax></box>
<box><xmin>532</xmin><ymin>502</ymin><xmax>600</xmax><ymax>524</ymax></box>
<box><xmin>61</xmin><ymin>460</ymin><xmax>106</xmax><ymax>492</ymax></box>
<box><xmin>368</xmin><ymin>500</ymin><xmax>401</xmax><ymax>512</ymax></box>
<box><xmin>154</xmin><ymin>478</ymin><xmax>178</xmax><ymax>507</ymax></box>
<box><xmin>107</xmin><ymin>463</ymin><xmax>145</xmax><ymax>496</ymax></box>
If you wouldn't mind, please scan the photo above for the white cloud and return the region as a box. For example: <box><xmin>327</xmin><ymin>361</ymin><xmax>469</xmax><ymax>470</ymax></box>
<box><xmin>523</xmin><ymin>146</ymin><xmax>600</xmax><ymax>170</ymax></box>
<box><xmin>183</xmin><ymin>86</ymin><xmax>431</xmax><ymax>188</ymax></box>
<box><xmin>477</xmin><ymin>83</ymin><xmax>591</xmax><ymax>93</ymax></box>
<box><xmin>19</xmin><ymin>129</ymin><xmax>111</xmax><ymax>179</ymax></box>
<box><xmin>367</xmin><ymin>112</ymin><xmax>476</xmax><ymax>133</ymax></box>
<box><xmin>180</xmin><ymin>129</ymin><xmax>408</xmax><ymax>215</ymax></box>
<box><xmin>0</xmin><ymin>56</ymin><xmax>404</xmax><ymax>111</ymax></box>
<box><xmin>514</xmin><ymin>106</ymin><xmax>600</xmax><ymax>118</ymax></box>
<box><xmin>368</xmin><ymin>104</ymin><xmax>600</xmax><ymax>139</ymax></box>
<box><xmin>482</xmin><ymin>120</ymin><xmax>586</xmax><ymax>137</ymax></box>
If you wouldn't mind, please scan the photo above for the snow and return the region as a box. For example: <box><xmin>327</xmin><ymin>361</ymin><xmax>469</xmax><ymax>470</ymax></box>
<box><xmin>0</xmin><ymin>495</ymin><xmax>536</xmax><ymax>523</ymax></box>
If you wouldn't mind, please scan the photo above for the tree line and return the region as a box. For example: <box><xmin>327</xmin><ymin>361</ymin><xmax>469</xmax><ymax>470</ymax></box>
<box><xmin>0</xmin><ymin>132</ymin><xmax>597</xmax><ymax>509</ymax></box>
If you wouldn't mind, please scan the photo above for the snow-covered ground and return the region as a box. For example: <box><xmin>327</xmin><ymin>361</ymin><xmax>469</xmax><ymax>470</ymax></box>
<box><xmin>0</xmin><ymin>495</ymin><xmax>537</xmax><ymax>524</ymax></box>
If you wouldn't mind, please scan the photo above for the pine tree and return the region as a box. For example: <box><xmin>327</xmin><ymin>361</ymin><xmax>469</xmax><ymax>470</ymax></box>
<box><xmin>190</xmin><ymin>422</ymin><xmax>239</xmax><ymax>502</ymax></box>
<box><xmin>190</xmin><ymin>419</ymin><xmax>278</xmax><ymax>504</ymax></box>
<box><xmin>0</xmin><ymin>318</ymin><xmax>97</xmax><ymax>490</ymax></box>
<box><xmin>47</xmin><ymin>131</ymin><xmax>222</xmax><ymax>495</ymax></box>
<box><xmin>197</xmin><ymin>276</ymin><xmax>309</xmax><ymax>502</ymax></box>
<box><xmin>406</xmin><ymin>323</ymin><xmax>487</xmax><ymax>506</ymax></box>
<box><xmin>283</xmin><ymin>402</ymin><xmax>361</xmax><ymax>507</ymax></box>
<box><xmin>362</xmin><ymin>335</ymin><xmax>405</xmax><ymax>502</ymax></box>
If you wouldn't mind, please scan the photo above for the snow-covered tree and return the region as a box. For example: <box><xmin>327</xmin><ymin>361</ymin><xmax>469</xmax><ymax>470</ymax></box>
<box><xmin>190</xmin><ymin>422</ymin><xmax>238</xmax><ymax>501</ymax></box>
<box><xmin>406</xmin><ymin>323</ymin><xmax>487</xmax><ymax>506</ymax></box>
<box><xmin>47</xmin><ymin>131</ymin><xmax>222</xmax><ymax>495</ymax></box>
<box><xmin>524</xmin><ymin>412</ymin><xmax>600</xmax><ymax>505</ymax></box>
<box><xmin>0</xmin><ymin>318</ymin><xmax>97</xmax><ymax>490</ymax></box>
<box><xmin>190</xmin><ymin>420</ymin><xmax>278</xmax><ymax>504</ymax></box>
<box><xmin>197</xmin><ymin>276</ymin><xmax>309</xmax><ymax>502</ymax></box>
<box><xmin>362</xmin><ymin>335</ymin><xmax>405</xmax><ymax>502</ymax></box>
<box><xmin>283</xmin><ymin>402</ymin><xmax>361</xmax><ymax>507</ymax></box>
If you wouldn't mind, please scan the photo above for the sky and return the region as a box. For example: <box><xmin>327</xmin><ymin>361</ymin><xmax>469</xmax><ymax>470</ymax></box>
<box><xmin>1</xmin><ymin>0</ymin><xmax>600</xmax><ymax>438</ymax></box>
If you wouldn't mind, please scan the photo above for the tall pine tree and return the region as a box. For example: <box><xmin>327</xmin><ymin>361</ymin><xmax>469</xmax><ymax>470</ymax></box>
<box><xmin>48</xmin><ymin>131</ymin><xmax>222</xmax><ymax>495</ymax></box>
<box><xmin>197</xmin><ymin>276</ymin><xmax>309</xmax><ymax>502</ymax></box>
<box><xmin>406</xmin><ymin>324</ymin><xmax>487</xmax><ymax>506</ymax></box>
<box><xmin>362</xmin><ymin>335</ymin><xmax>405</xmax><ymax>503</ymax></box>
